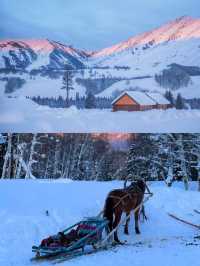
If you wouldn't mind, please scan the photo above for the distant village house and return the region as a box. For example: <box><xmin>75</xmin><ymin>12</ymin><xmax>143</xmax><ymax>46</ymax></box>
<box><xmin>112</xmin><ymin>91</ymin><xmax>172</xmax><ymax>111</ymax></box>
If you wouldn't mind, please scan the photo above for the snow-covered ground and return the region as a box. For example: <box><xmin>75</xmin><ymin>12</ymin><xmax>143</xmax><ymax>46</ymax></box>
<box><xmin>97</xmin><ymin>76</ymin><xmax>200</xmax><ymax>100</ymax></box>
<box><xmin>1</xmin><ymin>72</ymin><xmax>200</xmax><ymax>100</ymax></box>
<box><xmin>0</xmin><ymin>97</ymin><xmax>200</xmax><ymax>132</ymax></box>
<box><xmin>0</xmin><ymin>74</ymin><xmax>87</xmax><ymax>99</ymax></box>
<box><xmin>0</xmin><ymin>180</ymin><xmax>200</xmax><ymax>266</ymax></box>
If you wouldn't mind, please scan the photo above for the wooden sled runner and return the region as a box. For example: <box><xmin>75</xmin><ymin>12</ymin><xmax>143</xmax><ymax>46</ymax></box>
<box><xmin>168</xmin><ymin>213</ymin><xmax>200</xmax><ymax>229</ymax></box>
<box><xmin>32</xmin><ymin>217</ymin><xmax>109</xmax><ymax>262</ymax></box>
<box><xmin>194</xmin><ymin>209</ymin><xmax>200</xmax><ymax>215</ymax></box>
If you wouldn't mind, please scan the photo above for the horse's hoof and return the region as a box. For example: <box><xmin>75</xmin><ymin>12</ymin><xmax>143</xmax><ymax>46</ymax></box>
<box><xmin>113</xmin><ymin>240</ymin><xmax>124</xmax><ymax>245</ymax></box>
<box><xmin>114</xmin><ymin>237</ymin><xmax>123</xmax><ymax>244</ymax></box>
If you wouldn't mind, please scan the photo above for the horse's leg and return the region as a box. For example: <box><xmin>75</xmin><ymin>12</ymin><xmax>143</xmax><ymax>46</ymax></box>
<box><xmin>134</xmin><ymin>208</ymin><xmax>141</xmax><ymax>234</ymax></box>
<box><xmin>124</xmin><ymin>212</ymin><xmax>130</xmax><ymax>235</ymax></box>
<box><xmin>113</xmin><ymin>212</ymin><xmax>122</xmax><ymax>243</ymax></box>
<box><xmin>104</xmin><ymin>198</ymin><xmax>113</xmax><ymax>234</ymax></box>
<box><xmin>141</xmin><ymin>205</ymin><xmax>147</xmax><ymax>221</ymax></box>
<box><xmin>108</xmin><ymin>215</ymin><xmax>113</xmax><ymax>233</ymax></box>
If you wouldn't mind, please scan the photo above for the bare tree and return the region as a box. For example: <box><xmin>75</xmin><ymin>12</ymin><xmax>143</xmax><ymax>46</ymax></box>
<box><xmin>178</xmin><ymin>134</ymin><xmax>189</xmax><ymax>190</ymax></box>
<box><xmin>25</xmin><ymin>134</ymin><xmax>38</xmax><ymax>179</ymax></box>
<box><xmin>1</xmin><ymin>133</ymin><xmax>12</xmax><ymax>179</ymax></box>
<box><xmin>15</xmin><ymin>143</ymin><xmax>26</xmax><ymax>178</ymax></box>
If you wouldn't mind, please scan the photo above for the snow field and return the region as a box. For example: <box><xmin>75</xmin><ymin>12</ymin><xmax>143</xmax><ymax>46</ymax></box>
<box><xmin>1</xmin><ymin>97</ymin><xmax>200</xmax><ymax>132</ymax></box>
<box><xmin>97</xmin><ymin>76</ymin><xmax>200</xmax><ymax>100</ymax></box>
<box><xmin>0</xmin><ymin>180</ymin><xmax>200</xmax><ymax>266</ymax></box>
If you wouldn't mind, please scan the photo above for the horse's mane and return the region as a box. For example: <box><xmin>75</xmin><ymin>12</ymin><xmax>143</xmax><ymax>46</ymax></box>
<box><xmin>126</xmin><ymin>179</ymin><xmax>145</xmax><ymax>194</ymax></box>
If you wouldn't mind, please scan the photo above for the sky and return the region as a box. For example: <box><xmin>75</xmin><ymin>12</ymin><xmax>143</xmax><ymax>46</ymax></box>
<box><xmin>0</xmin><ymin>0</ymin><xmax>199</xmax><ymax>50</ymax></box>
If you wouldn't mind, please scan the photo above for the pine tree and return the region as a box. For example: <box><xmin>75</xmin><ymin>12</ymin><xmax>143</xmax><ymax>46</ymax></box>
<box><xmin>126</xmin><ymin>135</ymin><xmax>156</xmax><ymax>180</ymax></box>
<box><xmin>165</xmin><ymin>90</ymin><xmax>174</xmax><ymax>105</ymax></box>
<box><xmin>85</xmin><ymin>92</ymin><xmax>96</xmax><ymax>109</ymax></box>
<box><xmin>175</xmin><ymin>93</ymin><xmax>185</xmax><ymax>109</ymax></box>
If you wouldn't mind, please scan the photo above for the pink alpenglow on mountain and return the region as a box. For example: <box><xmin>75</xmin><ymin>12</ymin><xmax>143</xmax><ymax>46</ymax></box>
<box><xmin>92</xmin><ymin>16</ymin><xmax>200</xmax><ymax>58</ymax></box>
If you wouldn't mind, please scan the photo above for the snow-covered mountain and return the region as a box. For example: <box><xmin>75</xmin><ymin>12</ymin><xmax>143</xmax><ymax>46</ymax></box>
<box><xmin>0</xmin><ymin>16</ymin><xmax>200</xmax><ymax>99</ymax></box>
<box><xmin>0</xmin><ymin>39</ymin><xmax>88</xmax><ymax>70</ymax></box>
<box><xmin>92</xmin><ymin>16</ymin><xmax>200</xmax><ymax>59</ymax></box>
<box><xmin>88</xmin><ymin>17</ymin><xmax>200</xmax><ymax>78</ymax></box>
<box><xmin>1</xmin><ymin>16</ymin><xmax>200</xmax><ymax>72</ymax></box>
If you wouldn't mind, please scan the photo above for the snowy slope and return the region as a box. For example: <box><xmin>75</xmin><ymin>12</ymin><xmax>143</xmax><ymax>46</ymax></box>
<box><xmin>1</xmin><ymin>16</ymin><xmax>200</xmax><ymax>74</ymax></box>
<box><xmin>0</xmin><ymin>180</ymin><xmax>200</xmax><ymax>266</ymax></box>
<box><xmin>0</xmin><ymin>16</ymin><xmax>200</xmax><ymax>103</ymax></box>
<box><xmin>1</xmin><ymin>97</ymin><xmax>200</xmax><ymax>132</ymax></box>
<box><xmin>92</xmin><ymin>16</ymin><xmax>200</xmax><ymax>59</ymax></box>
<box><xmin>1</xmin><ymin>17</ymin><xmax>200</xmax><ymax>99</ymax></box>
<box><xmin>0</xmin><ymin>75</ymin><xmax>86</xmax><ymax>98</ymax></box>
<box><xmin>97</xmin><ymin>76</ymin><xmax>200</xmax><ymax>99</ymax></box>
<box><xmin>89</xmin><ymin>17</ymin><xmax>200</xmax><ymax>79</ymax></box>
<box><xmin>92</xmin><ymin>38</ymin><xmax>200</xmax><ymax>75</ymax></box>
<box><xmin>0</xmin><ymin>39</ymin><xmax>88</xmax><ymax>70</ymax></box>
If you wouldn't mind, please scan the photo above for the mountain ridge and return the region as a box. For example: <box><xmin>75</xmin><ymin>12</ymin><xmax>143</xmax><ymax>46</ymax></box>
<box><xmin>91</xmin><ymin>16</ymin><xmax>200</xmax><ymax>58</ymax></box>
<box><xmin>1</xmin><ymin>16</ymin><xmax>200</xmax><ymax>62</ymax></box>
<box><xmin>0</xmin><ymin>39</ymin><xmax>88</xmax><ymax>70</ymax></box>
<box><xmin>1</xmin><ymin>16</ymin><xmax>200</xmax><ymax>101</ymax></box>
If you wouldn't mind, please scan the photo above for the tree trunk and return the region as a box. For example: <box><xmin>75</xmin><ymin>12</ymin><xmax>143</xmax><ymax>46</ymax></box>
<box><xmin>179</xmin><ymin>134</ymin><xmax>189</xmax><ymax>191</ymax></box>
<box><xmin>1</xmin><ymin>133</ymin><xmax>12</xmax><ymax>179</ymax></box>
<box><xmin>198</xmin><ymin>170</ymin><xmax>200</xmax><ymax>192</ymax></box>
<box><xmin>183</xmin><ymin>176</ymin><xmax>189</xmax><ymax>191</ymax></box>
<box><xmin>25</xmin><ymin>134</ymin><xmax>37</xmax><ymax>179</ymax></box>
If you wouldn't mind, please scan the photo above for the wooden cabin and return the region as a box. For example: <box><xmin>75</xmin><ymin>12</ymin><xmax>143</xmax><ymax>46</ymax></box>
<box><xmin>147</xmin><ymin>92</ymin><xmax>172</xmax><ymax>110</ymax></box>
<box><xmin>112</xmin><ymin>91</ymin><xmax>171</xmax><ymax>112</ymax></box>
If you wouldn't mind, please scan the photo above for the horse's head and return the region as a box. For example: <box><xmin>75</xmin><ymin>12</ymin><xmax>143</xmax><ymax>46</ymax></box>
<box><xmin>136</xmin><ymin>179</ymin><xmax>146</xmax><ymax>193</ymax></box>
<box><xmin>124</xmin><ymin>175</ymin><xmax>149</xmax><ymax>194</ymax></box>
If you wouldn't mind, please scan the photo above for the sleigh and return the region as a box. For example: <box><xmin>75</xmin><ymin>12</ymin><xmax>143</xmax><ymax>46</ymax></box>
<box><xmin>32</xmin><ymin>217</ymin><xmax>109</xmax><ymax>261</ymax></box>
<box><xmin>32</xmin><ymin>183</ymin><xmax>153</xmax><ymax>263</ymax></box>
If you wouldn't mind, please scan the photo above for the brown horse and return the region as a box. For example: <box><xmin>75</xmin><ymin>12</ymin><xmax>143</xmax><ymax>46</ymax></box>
<box><xmin>103</xmin><ymin>179</ymin><xmax>146</xmax><ymax>243</ymax></box>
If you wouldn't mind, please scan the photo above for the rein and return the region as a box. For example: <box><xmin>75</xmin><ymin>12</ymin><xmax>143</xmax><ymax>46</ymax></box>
<box><xmin>144</xmin><ymin>183</ymin><xmax>153</xmax><ymax>196</ymax></box>
<box><xmin>97</xmin><ymin>182</ymin><xmax>153</xmax><ymax>218</ymax></box>
<box><xmin>108</xmin><ymin>182</ymin><xmax>153</xmax><ymax>210</ymax></box>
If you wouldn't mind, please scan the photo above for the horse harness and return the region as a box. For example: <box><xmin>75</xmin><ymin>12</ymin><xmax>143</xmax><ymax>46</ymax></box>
<box><xmin>108</xmin><ymin>183</ymin><xmax>152</xmax><ymax>210</ymax></box>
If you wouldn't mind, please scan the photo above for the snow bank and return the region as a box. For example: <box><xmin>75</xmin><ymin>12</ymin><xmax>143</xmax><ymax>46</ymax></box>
<box><xmin>0</xmin><ymin>180</ymin><xmax>200</xmax><ymax>266</ymax></box>
<box><xmin>1</xmin><ymin>97</ymin><xmax>200</xmax><ymax>132</ymax></box>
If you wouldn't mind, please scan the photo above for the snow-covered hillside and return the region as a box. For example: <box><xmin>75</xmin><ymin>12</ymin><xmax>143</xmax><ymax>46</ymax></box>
<box><xmin>0</xmin><ymin>39</ymin><xmax>88</xmax><ymax>70</ymax></box>
<box><xmin>97</xmin><ymin>76</ymin><xmax>200</xmax><ymax>99</ymax></box>
<box><xmin>0</xmin><ymin>16</ymin><xmax>200</xmax><ymax>100</ymax></box>
<box><xmin>0</xmin><ymin>74</ymin><xmax>86</xmax><ymax>98</ymax></box>
<box><xmin>91</xmin><ymin>16</ymin><xmax>200</xmax><ymax>72</ymax></box>
<box><xmin>0</xmin><ymin>180</ymin><xmax>200</xmax><ymax>266</ymax></box>
<box><xmin>1</xmin><ymin>97</ymin><xmax>200</xmax><ymax>132</ymax></box>
<box><xmin>0</xmin><ymin>16</ymin><xmax>200</xmax><ymax>74</ymax></box>
<box><xmin>92</xmin><ymin>16</ymin><xmax>200</xmax><ymax>58</ymax></box>
<box><xmin>91</xmin><ymin>38</ymin><xmax>200</xmax><ymax>76</ymax></box>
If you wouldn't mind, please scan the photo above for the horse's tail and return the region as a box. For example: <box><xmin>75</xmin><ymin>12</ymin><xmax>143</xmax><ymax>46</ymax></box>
<box><xmin>103</xmin><ymin>196</ymin><xmax>113</xmax><ymax>233</ymax></box>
